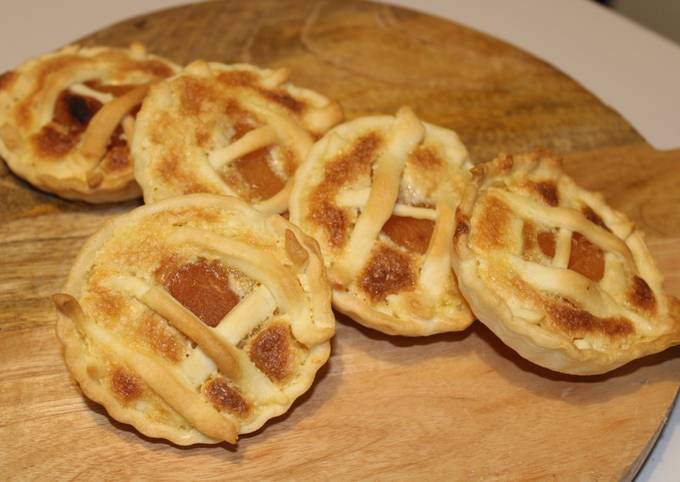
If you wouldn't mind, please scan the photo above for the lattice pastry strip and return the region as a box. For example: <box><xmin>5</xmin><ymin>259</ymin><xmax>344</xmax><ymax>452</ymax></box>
<box><xmin>53</xmin><ymin>294</ymin><xmax>240</xmax><ymax>442</ymax></box>
<box><xmin>53</xmin><ymin>194</ymin><xmax>335</xmax><ymax>444</ymax></box>
<box><xmin>133</xmin><ymin>60</ymin><xmax>343</xmax><ymax>213</ymax></box>
<box><xmin>290</xmin><ymin>107</ymin><xmax>474</xmax><ymax>336</ymax></box>
<box><xmin>334</xmin><ymin>107</ymin><xmax>425</xmax><ymax>285</ymax></box>
<box><xmin>452</xmin><ymin>151</ymin><xmax>680</xmax><ymax>375</ymax></box>
<box><xmin>105</xmin><ymin>273</ymin><xmax>288</xmax><ymax>411</ymax></box>
<box><xmin>0</xmin><ymin>43</ymin><xmax>180</xmax><ymax>202</ymax></box>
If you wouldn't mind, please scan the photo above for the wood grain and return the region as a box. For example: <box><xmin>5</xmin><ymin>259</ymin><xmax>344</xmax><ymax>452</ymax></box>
<box><xmin>1</xmin><ymin>1</ymin><xmax>679</xmax><ymax>480</ymax></box>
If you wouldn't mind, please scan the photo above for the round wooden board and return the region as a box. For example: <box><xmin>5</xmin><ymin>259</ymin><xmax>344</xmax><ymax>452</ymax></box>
<box><xmin>1</xmin><ymin>1</ymin><xmax>679</xmax><ymax>480</ymax></box>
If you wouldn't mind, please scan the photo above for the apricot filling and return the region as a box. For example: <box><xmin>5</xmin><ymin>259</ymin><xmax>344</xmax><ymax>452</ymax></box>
<box><xmin>537</xmin><ymin>231</ymin><xmax>556</xmax><ymax>258</ymax></box>
<box><xmin>162</xmin><ymin>257</ymin><xmax>240</xmax><ymax>327</ymax></box>
<box><xmin>568</xmin><ymin>232</ymin><xmax>604</xmax><ymax>281</ymax></box>
<box><xmin>233</xmin><ymin>147</ymin><xmax>285</xmax><ymax>201</ymax></box>
<box><xmin>217</xmin><ymin>112</ymin><xmax>287</xmax><ymax>202</ymax></box>
<box><xmin>381</xmin><ymin>215</ymin><xmax>434</xmax><ymax>255</ymax></box>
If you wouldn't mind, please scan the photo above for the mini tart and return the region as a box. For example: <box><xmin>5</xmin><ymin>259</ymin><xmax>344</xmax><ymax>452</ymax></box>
<box><xmin>53</xmin><ymin>194</ymin><xmax>335</xmax><ymax>445</ymax></box>
<box><xmin>452</xmin><ymin>151</ymin><xmax>680</xmax><ymax>375</ymax></box>
<box><xmin>0</xmin><ymin>43</ymin><xmax>180</xmax><ymax>203</ymax></box>
<box><xmin>132</xmin><ymin>60</ymin><xmax>343</xmax><ymax>213</ymax></box>
<box><xmin>289</xmin><ymin>107</ymin><xmax>474</xmax><ymax>336</ymax></box>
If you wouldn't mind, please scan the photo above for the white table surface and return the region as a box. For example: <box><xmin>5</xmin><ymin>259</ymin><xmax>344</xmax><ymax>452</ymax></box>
<box><xmin>1</xmin><ymin>0</ymin><xmax>678</xmax><ymax>479</ymax></box>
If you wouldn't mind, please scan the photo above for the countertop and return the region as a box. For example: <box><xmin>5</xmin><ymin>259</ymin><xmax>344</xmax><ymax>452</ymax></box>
<box><xmin>0</xmin><ymin>1</ymin><xmax>678</xmax><ymax>480</ymax></box>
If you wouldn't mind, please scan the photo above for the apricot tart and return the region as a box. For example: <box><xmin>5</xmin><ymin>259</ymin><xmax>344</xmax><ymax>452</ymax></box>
<box><xmin>0</xmin><ymin>43</ymin><xmax>179</xmax><ymax>202</ymax></box>
<box><xmin>53</xmin><ymin>194</ymin><xmax>335</xmax><ymax>444</ymax></box>
<box><xmin>133</xmin><ymin>60</ymin><xmax>343</xmax><ymax>213</ymax></box>
<box><xmin>289</xmin><ymin>107</ymin><xmax>474</xmax><ymax>336</ymax></box>
<box><xmin>451</xmin><ymin>152</ymin><xmax>680</xmax><ymax>375</ymax></box>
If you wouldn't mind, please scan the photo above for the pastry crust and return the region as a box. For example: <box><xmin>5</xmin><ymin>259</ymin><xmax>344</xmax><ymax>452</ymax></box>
<box><xmin>290</xmin><ymin>107</ymin><xmax>474</xmax><ymax>336</ymax></box>
<box><xmin>451</xmin><ymin>151</ymin><xmax>680</xmax><ymax>375</ymax></box>
<box><xmin>0</xmin><ymin>43</ymin><xmax>180</xmax><ymax>203</ymax></box>
<box><xmin>133</xmin><ymin>60</ymin><xmax>343</xmax><ymax>213</ymax></box>
<box><xmin>53</xmin><ymin>194</ymin><xmax>335</xmax><ymax>444</ymax></box>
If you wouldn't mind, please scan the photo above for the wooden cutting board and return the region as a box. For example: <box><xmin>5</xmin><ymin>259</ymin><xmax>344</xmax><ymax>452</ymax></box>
<box><xmin>1</xmin><ymin>1</ymin><xmax>679</xmax><ymax>480</ymax></box>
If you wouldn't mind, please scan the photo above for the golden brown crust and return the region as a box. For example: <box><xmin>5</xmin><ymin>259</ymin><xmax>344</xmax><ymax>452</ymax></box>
<box><xmin>358</xmin><ymin>243</ymin><xmax>416</xmax><ymax>301</ymax></box>
<box><xmin>133</xmin><ymin>61</ymin><xmax>343</xmax><ymax>213</ymax></box>
<box><xmin>249</xmin><ymin>323</ymin><xmax>294</xmax><ymax>382</ymax></box>
<box><xmin>452</xmin><ymin>151</ymin><xmax>680</xmax><ymax>375</ymax></box>
<box><xmin>0</xmin><ymin>43</ymin><xmax>180</xmax><ymax>203</ymax></box>
<box><xmin>290</xmin><ymin>107</ymin><xmax>474</xmax><ymax>336</ymax></box>
<box><xmin>204</xmin><ymin>377</ymin><xmax>250</xmax><ymax>417</ymax></box>
<box><xmin>53</xmin><ymin>194</ymin><xmax>335</xmax><ymax>444</ymax></box>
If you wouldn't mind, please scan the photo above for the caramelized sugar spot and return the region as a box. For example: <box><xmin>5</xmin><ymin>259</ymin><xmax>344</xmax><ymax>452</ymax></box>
<box><xmin>311</xmin><ymin>202</ymin><xmax>348</xmax><ymax>248</ymax></box>
<box><xmin>309</xmin><ymin>132</ymin><xmax>382</xmax><ymax>247</ymax></box>
<box><xmin>233</xmin><ymin>147</ymin><xmax>285</xmax><ymax>201</ymax></box>
<box><xmin>134</xmin><ymin>59</ymin><xmax>175</xmax><ymax>79</ymax></box>
<box><xmin>139</xmin><ymin>312</ymin><xmax>183</xmax><ymax>362</ymax></box>
<box><xmin>217</xmin><ymin>70</ymin><xmax>258</xmax><ymax>87</ymax></box>
<box><xmin>90</xmin><ymin>285</ymin><xmax>126</xmax><ymax>318</ymax></box>
<box><xmin>32</xmin><ymin>91</ymin><xmax>104</xmax><ymax>157</ymax></box>
<box><xmin>249</xmin><ymin>323</ymin><xmax>292</xmax><ymax>382</ymax></box>
<box><xmin>17</xmin><ymin>55</ymin><xmax>81</xmax><ymax>129</ymax></box>
<box><xmin>194</xmin><ymin>123</ymin><xmax>213</xmax><ymax>147</ymax></box>
<box><xmin>629</xmin><ymin>275</ymin><xmax>656</xmax><ymax>313</ymax></box>
<box><xmin>476</xmin><ymin>196</ymin><xmax>512</xmax><ymax>251</ymax></box>
<box><xmin>231</xmin><ymin>120</ymin><xmax>254</xmax><ymax>141</ymax></box>
<box><xmin>582</xmin><ymin>205</ymin><xmax>609</xmax><ymax>231</ymax></box>
<box><xmin>110</xmin><ymin>368</ymin><xmax>143</xmax><ymax>403</ymax></box>
<box><xmin>316</xmin><ymin>132</ymin><xmax>381</xmax><ymax>196</ymax></box>
<box><xmin>156</xmin><ymin>153</ymin><xmax>208</xmax><ymax>194</ymax></box>
<box><xmin>162</xmin><ymin>257</ymin><xmax>240</xmax><ymax>327</ymax></box>
<box><xmin>179</xmin><ymin>76</ymin><xmax>212</xmax><ymax>116</ymax></box>
<box><xmin>53</xmin><ymin>91</ymin><xmax>102</xmax><ymax>131</ymax></box>
<box><xmin>359</xmin><ymin>243</ymin><xmax>416</xmax><ymax>301</ymax></box>
<box><xmin>530</xmin><ymin>180</ymin><xmax>559</xmax><ymax>206</ymax></box>
<box><xmin>381</xmin><ymin>215</ymin><xmax>434</xmax><ymax>254</ymax></box>
<box><xmin>546</xmin><ymin>299</ymin><xmax>633</xmax><ymax>338</ymax></box>
<box><xmin>568</xmin><ymin>232</ymin><xmax>604</xmax><ymax>281</ymax></box>
<box><xmin>103</xmin><ymin>144</ymin><xmax>131</xmax><ymax>171</ymax></box>
<box><xmin>101</xmin><ymin>125</ymin><xmax>131</xmax><ymax>172</ymax></box>
<box><xmin>223</xmin><ymin>99</ymin><xmax>261</xmax><ymax>142</ymax></box>
<box><xmin>411</xmin><ymin>146</ymin><xmax>442</xmax><ymax>169</ymax></box>
<box><xmin>224</xmin><ymin>99</ymin><xmax>258</xmax><ymax>132</ymax></box>
<box><xmin>204</xmin><ymin>377</ymin><xmax>250</xmax><ymax>416</ymax></box>
<box><xmin>257</xmin><ymin>87</ymin><xmax>304</xmax><ymax>113</ymax></box>
<box><xmin>33</xmin><ymin>125</ymin><xmax>78</xmax><ymax>157</ymax></box>
<box><xmin>453</xmin><ymin>213</ymin><xmax>470</xmax><ymax>242</ymax></box>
